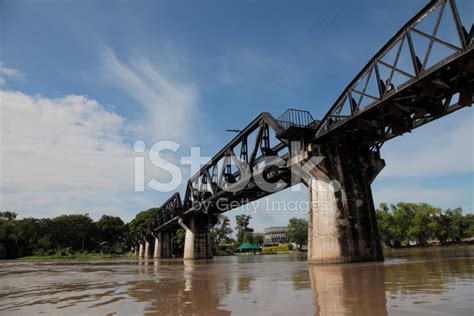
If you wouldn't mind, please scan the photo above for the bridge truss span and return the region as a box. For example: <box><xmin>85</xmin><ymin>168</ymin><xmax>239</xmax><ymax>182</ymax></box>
<box><xmin>314</xmin><ymin>0</ymin><xmax>473</xmax><ymax>148</ymax></box>
<box><xmin>154</xmin><ymin>110</ymin><xmax>318</xmax><ymax>231</ymax></box>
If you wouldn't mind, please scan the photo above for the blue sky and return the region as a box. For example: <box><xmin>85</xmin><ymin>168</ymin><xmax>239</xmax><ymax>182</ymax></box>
<box><xmin>0</xmin><ymin>0</ymin><xmax>472</xmax><ymax>232</ymax></box>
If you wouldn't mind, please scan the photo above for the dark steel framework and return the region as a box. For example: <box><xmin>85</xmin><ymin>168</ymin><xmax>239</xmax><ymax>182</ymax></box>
<box><xmin>144</xmin><ymin>0</ymin><xmax>472</xmax><ymax>235</ymax></box>
<box><xmin>154</xmin><ymin>111</ymin><xmax>315</xmax><ymax>230</ymax></box>
<box><xmin>314</xmin><ymin>0</ymin><xmax>473</xmax><ymax>149</ymax></box>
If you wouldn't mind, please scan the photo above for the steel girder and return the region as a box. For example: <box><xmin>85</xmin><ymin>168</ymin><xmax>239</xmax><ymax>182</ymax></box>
<box><xmin>314</xmin><ymin>0</ymin><xmax>473</xmax><ymax>149</ymax></box>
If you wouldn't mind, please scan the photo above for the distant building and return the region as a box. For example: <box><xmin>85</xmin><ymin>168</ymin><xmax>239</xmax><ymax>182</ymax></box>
<box><xmin>264</xmin><ymin>226</ymin><xmax>289</xmax><ymax>244</ymax></box>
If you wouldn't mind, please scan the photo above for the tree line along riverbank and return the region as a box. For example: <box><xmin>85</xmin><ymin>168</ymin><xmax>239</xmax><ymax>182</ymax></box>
<box><xmin>1</xmin><ymin>202</ymin><xmax>473</xmax><ymax>260</ymax></box>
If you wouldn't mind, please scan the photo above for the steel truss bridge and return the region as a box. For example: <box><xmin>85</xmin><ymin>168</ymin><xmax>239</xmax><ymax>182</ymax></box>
<box><xmin>136</xmin><ymin>0</ymin><xmax>473</xmax><ymax>243</ymax></box>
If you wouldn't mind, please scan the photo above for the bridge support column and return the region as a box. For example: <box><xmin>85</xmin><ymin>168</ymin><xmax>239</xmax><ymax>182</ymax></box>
<box><xmin>144</xmin><ymin>239</ymin><xmax>151</xmax><ymax>258</ymax></box>
<box><xmin>306</xmin><ymin>145</ymin><xmax>384</xmax><ymax>264</ymax></box>
<box><xmin>153</xmin><ymin>231</ymin><xmax>173</xmax><ymax>258</ymax></box>
<box><xmin>138</xmin><ymin>242</ymin><xmax>145</xmax><ymax>258</ymax></box>
<box><xmin>153</xmin><ymin>234</ymin><xmax>160</xmax><ymax>258</ymax></box>
<box><xmin>179</xmin><ymin>215</ymin><xmax>215</xmax><ymax>260</ymax></box>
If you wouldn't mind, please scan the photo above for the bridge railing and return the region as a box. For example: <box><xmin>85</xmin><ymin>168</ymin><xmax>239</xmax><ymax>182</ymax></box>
<box><xmin>315</xmin><ymin>0</ymin><xmax>473</xmax><ymax>141</ymax></box>
<box><xmin>277</xmin><ymin>109</ymin><xmax>315</xmax><ymax>129</ymax></box>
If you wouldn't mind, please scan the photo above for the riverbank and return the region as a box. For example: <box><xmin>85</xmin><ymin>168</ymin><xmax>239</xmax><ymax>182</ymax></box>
<box><xmin>19</xmin><ymin>252</ymin><xmax>135</xmax><ymax>260</ymax></box>
<box><xmin>16</xmin><ymin>242</ymin><xmax>473</xmax><ymax>260</ymax></box>
<box><xmin>383</xmin><ymin>239</ymin><xmax>474</xmax><ymax>250</ymax></box>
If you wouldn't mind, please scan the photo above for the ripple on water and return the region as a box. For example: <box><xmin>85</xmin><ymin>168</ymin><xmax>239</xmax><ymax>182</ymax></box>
<box><xmin>0</xmin><ymin>246</ymin><xmax>473</xmax><ymax>315</ymax></box>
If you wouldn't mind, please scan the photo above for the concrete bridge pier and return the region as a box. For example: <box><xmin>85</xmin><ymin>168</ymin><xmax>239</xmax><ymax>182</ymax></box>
<box><xmin>144</xmin><ymin>238</ymin><xmax>151</xmax><ymax>258</ymax></box>
<box><xmin>138</xmin><ymin>241</ymin><xmax>145</xmax><ymax>258</ymax></box>
<box><xmin>305</xmin><ymin>144</ymin><xmax>385</xmax><ymax>264</ymax></box>
<box><xmin>153</xmin><ymin>234</ymin><xmax>160</xmax><ymax>258</ymax></box>
<box><xmin>153</xmin><ymin>231</ymin><xmax>173</xmax><ymax>258</ymax></box>
<box><xmin>179</xmin><ymin>215</ymin><xmax>216</xmax><ymax>260</ymax></box>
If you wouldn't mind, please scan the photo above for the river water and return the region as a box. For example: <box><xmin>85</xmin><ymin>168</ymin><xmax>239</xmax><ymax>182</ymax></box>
<box><xmin>0</xmin><ymin>245</ymin><xmax>473</xmax><ymax>315</ymax></box>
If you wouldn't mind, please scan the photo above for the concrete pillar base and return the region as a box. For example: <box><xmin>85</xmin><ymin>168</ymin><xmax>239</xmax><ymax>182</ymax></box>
<box><xmin>153</xmin><ymin>231</ymin><xmax>173</xmax><ymax>258</ymax></box>
<box><xmin>138</xmin><ymin>242</ymin><xmax>145</xmax><ymax>258</ymax></box>
<box><xmin>306</xmin><ymin>145</ymin><xmax>384</xmax><ymax>264</ymax></box>
<box><xmin>153</xmin><ymin>235</ymin><xmax>159</xmax><ymax>258</ymax></box>
<box><xmin>179</xmin><ymin>215</ymin><xmax>215</xmax><ymax>260</ymax></box>
<box><xmin>144</xmin><ymin>240</ymin><xmax>151</xmax><ymax>258</ymax></box>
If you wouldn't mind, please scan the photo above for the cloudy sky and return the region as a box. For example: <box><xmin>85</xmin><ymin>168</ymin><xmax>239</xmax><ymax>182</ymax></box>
<box><xmin>0</xmin><ymin>0</ymin><xmax>472</xmax><ymax>232</ymax></box>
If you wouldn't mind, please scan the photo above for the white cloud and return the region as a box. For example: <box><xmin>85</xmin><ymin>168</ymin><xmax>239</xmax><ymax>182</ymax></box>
<box><xmin>0</xmin><ymin>90</ymin><xmax>159</xmax><ymax>220</ymax></box>
<box><xmin>0</xmin><ymin>52</ymin><xmax>207</xmax><ymax>220</ymax></box>
<box><xmin>0</xmin><ymin>62</ymin><xmax>24</xmax><ymax>86</ymax></box>
<box><xmin>101</xmin><ymin>47</ymin><xmax>199</xmax><ymax>142</ymax></box>
<box><xmin>0</xmin><ymin>91</ymin><xmax>131</xmax><ymax>192</ymax></box>
<box><xmin>379</xmin><ymin>109</ymin><xmax>473</xmax><ymax>179</ymax></box>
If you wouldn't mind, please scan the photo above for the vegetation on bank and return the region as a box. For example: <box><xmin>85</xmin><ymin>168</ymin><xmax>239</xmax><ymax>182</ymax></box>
<box><xmin>20</xmin><ymin>251</ymin><xmax>136</xmax><ymax>260</ymax></box>
<box><xmin>0</xmin><ymin>211</ymin><xmax>129</xmax><ymax>259</ymax></box>
<box><xmin>1</xmin><ymin>202</ymin><xmax>472</xmax><ymax>260</ymax></box>
<box><xmin>376</xmin><ymin>203</ymin><xmax>474</xmax><ymax>248</ymax></box>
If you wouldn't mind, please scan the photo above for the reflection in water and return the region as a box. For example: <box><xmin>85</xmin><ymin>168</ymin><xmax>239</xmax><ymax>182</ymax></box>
<box><xmin>383</xmin><ymin>247</ymin><xmax>474</xmax><ymax>315</ymax></box>
<box><xmin>0</xmin><ymin>246</ymin><xmax>473</xmax><ymax>315</ymax></box>
<box><xmin>127</xmin><ymin>260</ymin><xmax>232</xmax><ymax>315</ymax></box>
<box><xmin>237</xmin><ymin>276</ymin><xmax>254</xmax><ymax>293</ymax></box>
<box><xmin>309</xmin><ymin>263</ymin><xmax>387</xmax><ymax>316</ymax></box>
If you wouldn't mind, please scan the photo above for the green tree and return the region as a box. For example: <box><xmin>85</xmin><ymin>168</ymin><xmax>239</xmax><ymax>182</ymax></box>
<box><xmin>407</xmin><ymin>203</ymin><xmax>440</xmax><ymax>246</ymax></box>
<box><xmin>242</xmin><ymin>231</ymin><xmax>254</xmax><ymax>244</ymax></box>
<box><xmin>466</xmin><ymin>214</ymin><xmax>474</xmax><ymax>238</ymax></box>
<box><xmin>0</xmin><ymin>211</ymin><xmax>19</xmax><ymax>259</ymax></box>
<box><xmin>15</xmin><ymin>218</ymin><xmax>45</xmax><ymax>257</ymax></box>
<box><xmin>287</xmin><ymin>218</ymin><xmax>308</xmax><ymax>250</ymax></box>
<box><xmin>0</xmin><ymin>211</ymin><xmax>17</xmax><ymax>221</ymax></box>
<box><xmin>377</xmin><ymin>202</ymin><xmax>472</xmax><ymax>248</ymax></box>
<box><xmin>444</xmin><ymin>208</ymin><xmax>468</xmax><ymax>242</ymax></box>
<box><xmin>376</xmin><ymin>204</ymin><xmax>396</xmax><ymax>247</ymax></box>
<box><xmin>254</xmin><ymin>234</ymin><xmax>264</xmax><ymax>245</ymax></box>
<box><xmin>434</xmin><ymin>212</ymin><xmax>451</xmax><ymax>243</ymax></box>
<box><xmin>376</xmin><ymin>203</ymin><xmax>415</xmax><ymax>247</ymax></box>
<box><xmin>212</xmin><ymin>215</ymin><xmax>233</xmax><ymax>248</ymax></box>
<box><xmin>173</xmin><ymin>228</ymin><xmax>186</xmax><ymax>256</ymax></box>
<box><xmin>52</xmin><ymin>214</ymin><xmax>96</xmax><ymax>252</ymax></box>
<box><xmin>128</xmin><ymin>208</ymin><xmax>158</xmax><ymax>234</ymax></box>
<box><xmin>235</xmin><ymin>214</ymin><xmax>253</xmax><ymax>243</ymax></box>
<box><xmin>97</xmin><ymin>215</ymin><xmax>125</xmax><ymax>244</ymax></box>
<box><xmin>96</xmin><ymin>215</ymin><xmax>125</xmax><ymax>252</ymax></box>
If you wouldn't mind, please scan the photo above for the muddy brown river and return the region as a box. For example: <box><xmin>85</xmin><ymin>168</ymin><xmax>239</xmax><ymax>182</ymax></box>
<box><xmin>0</xmin><ymin>245</ymin><xmax>473</xmax><ymax>315</ymax></box>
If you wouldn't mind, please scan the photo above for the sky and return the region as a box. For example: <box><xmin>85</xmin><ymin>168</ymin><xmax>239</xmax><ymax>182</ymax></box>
<box><xmin>0</xmin><ymin>0</ymin><xmax>472</xmax><ymax>232</ymax></box>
